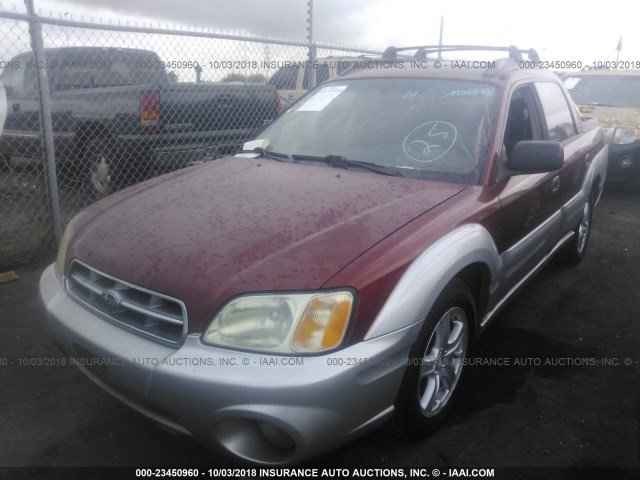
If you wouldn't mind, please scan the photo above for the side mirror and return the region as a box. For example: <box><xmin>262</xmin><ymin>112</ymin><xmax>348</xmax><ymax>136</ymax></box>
<box><xmin>509</xmin><ymin>140</ymin><xmax>564</xmax><ymax>174</ymax></box>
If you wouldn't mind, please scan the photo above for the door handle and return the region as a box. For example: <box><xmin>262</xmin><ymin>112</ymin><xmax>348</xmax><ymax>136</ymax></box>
<box><xmin>551</xmin><ymin>176</ymin><xmax>561</xmax><ymax>193</ymax></box>
<box><xmin>12</xmin><ymin>103</ymin><xmax>20</xmax><ymax>113</ymax></box>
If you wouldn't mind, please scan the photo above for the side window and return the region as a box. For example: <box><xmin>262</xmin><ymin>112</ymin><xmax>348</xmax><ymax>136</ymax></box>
<box><xmin>534</xmin><ymin>82</ymin><xmax>577</xmax><ymax>142</ymax></box>
<box><xmin>337</xmin><ymin>61</ymin><xmax>353</xmax><ymax>75</ymax></box>
<box><xmin>268</xmin><ymin>66</ymin><xmax>298</xmax><ymax>90</ymax></box>
<box><xmin>316</xmin><ymin>64</ymin><xmax>330</xmax><ymax>84</ymax></box>
<box><xmin>302</xmin><ymin>65</ymin><xmax>330</xmax><ymax>89</ymax></box>
<box><xmin>503</xmin><ymin>85</ymin><xmax>541</xmax><ymax>159</ymax></box>
<box><xmin>495</xmin><ymin>85</ymin><xmax>544</xmax><ymax>181</ymax></box>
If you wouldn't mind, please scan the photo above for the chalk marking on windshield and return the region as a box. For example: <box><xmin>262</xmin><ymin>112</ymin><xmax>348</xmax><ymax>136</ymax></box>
<box><xmin>440</xmin><ymin>88</ymin><xmax>495</xmax><ymax>98</ymax></box>
<box><xmin>403</xmin><ymin>121</ymin><xmax>458</xmax><ymax>163</ymax></box>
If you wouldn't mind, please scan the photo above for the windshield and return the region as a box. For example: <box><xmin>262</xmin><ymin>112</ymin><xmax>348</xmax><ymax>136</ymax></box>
<box><xmin>564</xmin><ymin>75</ymin><xmax>640</xmax><ymax>108</ymax></box>
<box><xmin>258</xmin><ymin>78</ymin><xmax>499</xmax><ymax>184</ymax></box>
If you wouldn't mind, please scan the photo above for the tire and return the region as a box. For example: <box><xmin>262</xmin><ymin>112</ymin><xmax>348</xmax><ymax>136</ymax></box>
<box><xmin>85</xmin><ymin>137</ymin><xmax>115</xmax><ymax>199</ymax></box>
<box><xmin>394</xmin><ymin>278</ymin><xmax>474</xmax><ymax>436</ymax></box>
<box><xmin>558</xmin><ymin>195</ymin><xmax>593</xmax><ymax>266</ymax></box>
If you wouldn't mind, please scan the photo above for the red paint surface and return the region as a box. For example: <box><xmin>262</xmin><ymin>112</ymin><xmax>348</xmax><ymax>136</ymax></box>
<box><xmin>68</xmin><ymin>156</ymin><xmax>465</xmax><ymax>333</ymax></box>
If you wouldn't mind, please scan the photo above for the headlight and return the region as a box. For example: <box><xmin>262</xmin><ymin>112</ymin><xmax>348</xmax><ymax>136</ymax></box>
<box><xmin>55</xmin><ymin>221</ymin><xmax>74</xmax><ymax>277</ymax></box>
<box><xmin>202</xmin><ymin>291</ymin><xmax>354</xmax><ymax>354</ymax></box>
<box><xmin>613</xmin><ymin>128</ymin><xmax>640</xmax><ymax>145</ymax></box>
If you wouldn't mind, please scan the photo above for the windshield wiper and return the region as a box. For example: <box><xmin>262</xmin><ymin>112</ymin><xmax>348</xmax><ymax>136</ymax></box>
<box><xmin>290</xmin><ymin>154</ymin><xmax>399</xmax><ymax>176</ymax></box>
<box><xmin>244</xmin><ymin>148</ymin><xmax>294</xmax><ymax>163</ymax></box>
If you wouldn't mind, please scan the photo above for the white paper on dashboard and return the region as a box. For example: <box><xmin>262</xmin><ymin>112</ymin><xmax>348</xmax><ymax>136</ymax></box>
<box><xmin>297</xmin><ymin>85</ymin><xmax>348</xmax><ymax>111</ymax></box>
<box><xmin>563</xmin><ymin>77</ymin><xmax>581</xmax><ymax>90</ymax></box>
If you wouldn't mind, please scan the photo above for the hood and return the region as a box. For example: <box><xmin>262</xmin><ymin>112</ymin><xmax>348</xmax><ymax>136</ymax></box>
<box><xmin>577</xmin><ymin>104</ymin><xmax>640</xmax><ymax>129</ymax></box>
<box><xmin>69</xmin><ymin>157</ymin><xmax>464</xmax><ymax>331</ymax></box>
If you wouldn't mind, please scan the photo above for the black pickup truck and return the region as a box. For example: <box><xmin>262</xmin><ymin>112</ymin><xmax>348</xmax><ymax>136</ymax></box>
<box><xmin>0</xmin><ymin>47</ymin><xmax>281</xmax><ymax>196</ymax></box>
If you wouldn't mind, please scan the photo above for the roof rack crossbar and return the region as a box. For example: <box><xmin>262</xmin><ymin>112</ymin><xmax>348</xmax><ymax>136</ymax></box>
<box><xmin>382</xmin><ymin>45</ymin><xmax>540</xmax><ymax>63</ymax></box>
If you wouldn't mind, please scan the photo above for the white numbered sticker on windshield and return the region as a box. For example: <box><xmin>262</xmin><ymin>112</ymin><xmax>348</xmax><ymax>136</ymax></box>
<box><xmin>297</xmin><ymin>85</ymin><xmax>348</xmax><ymax>111</ymax></box>
<box><xmin>564</xmin><ymin>78</ymin><xmax>581</xmax><ymax>90</ymax></box>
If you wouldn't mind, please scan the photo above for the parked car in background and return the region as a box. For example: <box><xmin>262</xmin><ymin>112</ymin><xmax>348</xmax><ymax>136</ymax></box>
<box><xmin>0</xmin><ymin>47</ymin><xmax>281</xmax><ymax>197</ymax></box>
<box><xmin>41</xmin><ymin>45</ymin><xmax>607</xmax><ymax>465</ymax></box>
<box><xmin>564</xmin><ymin>69</ymin><xmax>640</xmax><ymax>185</ymax></box>
<box><xmin>268</xmin><ymin>55</ymin><xmax>372</xmax><ymax>105</ymax></box>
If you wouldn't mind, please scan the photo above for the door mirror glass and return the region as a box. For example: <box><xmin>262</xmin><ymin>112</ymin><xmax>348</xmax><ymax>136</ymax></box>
<box><xmin>508</xmin><ymin>140</ymin><xmax>564</xmax><ymax>174</ymax></box>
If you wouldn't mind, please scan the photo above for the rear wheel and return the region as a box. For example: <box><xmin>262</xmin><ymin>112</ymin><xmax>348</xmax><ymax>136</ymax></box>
<box><xmin>558</xmin><ymin>195</ymin><xmax>592</xmax><ymax>266</ymax></box>
<box><xmin>395</xmin><ymin>278</ymin><xmax>473</xmax><ymax>435</ymax></box>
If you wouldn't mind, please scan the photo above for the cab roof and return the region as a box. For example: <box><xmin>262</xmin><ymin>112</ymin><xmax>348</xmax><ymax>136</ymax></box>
<box><xmin>334</xmin><ymin>44</ymin><xmax>558</xmax><ymax>87</ymax></box>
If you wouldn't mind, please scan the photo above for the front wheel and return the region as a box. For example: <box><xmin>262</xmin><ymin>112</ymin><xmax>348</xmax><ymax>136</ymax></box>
<box><xmin>394</xmin><ymin>278</ymin><xmax>474</xmax><ymax>435</ymax></box>
<box><xmin>85</xmin><ymin>137</ymin><xmax>115</xmax><ymax>199</ymax></box>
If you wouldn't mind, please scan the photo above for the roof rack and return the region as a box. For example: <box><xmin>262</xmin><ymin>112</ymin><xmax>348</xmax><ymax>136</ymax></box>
<box><xmin>382</xmin><ymin>45</ymin><xmax>540</xmax><ymax>63</ymax></box>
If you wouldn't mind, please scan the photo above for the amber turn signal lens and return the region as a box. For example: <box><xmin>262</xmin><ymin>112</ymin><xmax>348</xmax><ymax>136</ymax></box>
<box><xmin>291</xmin><ymin>293</ymin><xmax>353</xmax><ymax>352</ymax></box>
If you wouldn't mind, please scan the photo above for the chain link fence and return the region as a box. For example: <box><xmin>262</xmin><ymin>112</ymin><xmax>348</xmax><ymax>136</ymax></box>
<box><xmin>0</xmin><ymin>1</ymin><xmax>381</xmax><ymax>269</ymax></box>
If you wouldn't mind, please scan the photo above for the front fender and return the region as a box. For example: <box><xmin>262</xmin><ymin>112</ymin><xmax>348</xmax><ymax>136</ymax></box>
<box><xmin>364</xmin><ymin>224</ymin><xmax>501</xmax><ymax>340</ymax></box>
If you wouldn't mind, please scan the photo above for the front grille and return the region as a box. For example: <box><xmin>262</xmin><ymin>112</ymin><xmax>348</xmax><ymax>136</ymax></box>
<box><xmin>66</xmin><ymin>260</ymin><xmax>187</xmax><ymax>345</ymax></box>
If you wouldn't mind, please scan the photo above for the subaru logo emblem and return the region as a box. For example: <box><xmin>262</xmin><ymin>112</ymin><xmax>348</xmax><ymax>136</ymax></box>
<box><xmin>100</xmin><ymin>291</ymin><xmax>119</xmax><ymax>308</ymax></box>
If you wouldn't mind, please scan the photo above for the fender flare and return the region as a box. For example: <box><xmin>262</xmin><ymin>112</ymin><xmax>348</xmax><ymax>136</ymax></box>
<box><xmin>364</xmin><ymin>223</ymin><xmax>501</xmax><ymax>340</ymax></box>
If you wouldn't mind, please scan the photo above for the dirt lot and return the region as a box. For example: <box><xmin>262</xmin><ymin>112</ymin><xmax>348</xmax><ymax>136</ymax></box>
<box><xmin>0</xmin><ymin>183</ymin><xmax>638</xmax><ymax>479</ymax></box>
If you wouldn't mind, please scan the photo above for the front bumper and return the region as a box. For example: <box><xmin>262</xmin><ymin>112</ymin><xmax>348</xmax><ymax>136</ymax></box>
<box><xmin>40</xmin><ymin>264</ymin><xmax>418</xmax><ymax>465</ymax></box>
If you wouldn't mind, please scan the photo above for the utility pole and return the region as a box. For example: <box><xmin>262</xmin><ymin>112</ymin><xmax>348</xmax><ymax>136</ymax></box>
<box><xmin>307</xmin><ymin>0</ymin><xmax>314</xmax><ymax>50</ymax></box>
<box><xmin>307</xmin><ymin>0</ymin><xmax>316</xmax><ymax>88</ymax></box>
